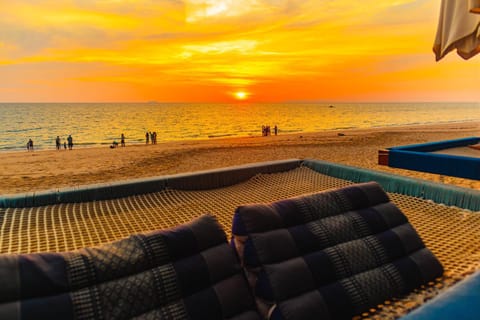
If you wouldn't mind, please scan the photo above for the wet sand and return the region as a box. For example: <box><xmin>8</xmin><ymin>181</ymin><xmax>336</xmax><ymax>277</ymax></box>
<box><xmin>0</xmin><ymin>121</ymin><xmax>479</xmax><ymax>195</ymax></box>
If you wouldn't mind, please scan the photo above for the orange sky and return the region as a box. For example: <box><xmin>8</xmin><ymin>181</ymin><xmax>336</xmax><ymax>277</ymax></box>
<box><xmin>0</xmin><ymin>0</ymin><xmax>479</xmax><ymax>103</ymax></box>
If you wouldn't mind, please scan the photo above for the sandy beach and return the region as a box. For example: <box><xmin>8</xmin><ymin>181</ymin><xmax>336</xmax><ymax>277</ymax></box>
<box><xmin>1</xmin><ymin>121</ymin><xmax>479</xmax><ymax>195</ymax></box>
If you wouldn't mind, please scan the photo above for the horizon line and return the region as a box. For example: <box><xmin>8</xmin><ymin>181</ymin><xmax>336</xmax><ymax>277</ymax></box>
<box><xmin>0</xmin><ymin>100</ymin><xmax>478</xmax><ymax>104</ymax></box>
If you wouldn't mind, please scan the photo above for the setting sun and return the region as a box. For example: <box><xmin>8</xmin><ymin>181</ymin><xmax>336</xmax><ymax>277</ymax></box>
<box><xmin>234</xmin><ymin>91</ymin><xmax>249</xmax><ymax>100</ymax></box>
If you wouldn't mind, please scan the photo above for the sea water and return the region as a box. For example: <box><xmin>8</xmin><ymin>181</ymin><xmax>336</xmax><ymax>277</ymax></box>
<box><xmin>0</xmin><ymin>102</ymin><xmax>478</xmax><ymax>152</ymax></box>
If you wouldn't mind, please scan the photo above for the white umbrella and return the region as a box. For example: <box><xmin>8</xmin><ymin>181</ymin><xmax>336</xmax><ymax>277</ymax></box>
<box><xmin>433</xmin><ymin>0</ymin><xmax>480</xmax><ymax>61</ymax></box>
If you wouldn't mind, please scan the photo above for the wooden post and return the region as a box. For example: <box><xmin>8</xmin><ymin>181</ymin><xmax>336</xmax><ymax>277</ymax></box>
<box><xmin>378</xmin><ymin>149</ymin><xmax>389</xmax><ymax>166</ymax></box>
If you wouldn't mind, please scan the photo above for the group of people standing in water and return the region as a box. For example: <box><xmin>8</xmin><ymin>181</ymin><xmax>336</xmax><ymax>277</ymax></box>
<box><xmin>55</xmin><ymin>134</ymin><xmax>73</xmax><ymax>150</ymax></box>
<box><xmin>111</xmin><ymin>133</ymin><xmax>126</xmax><ymax>149</ymax></box>
<box><xmin>26</xmin><ymin>133</ymin><xmax>129</xmax><ymax>151</ymax></box>
<box><xmin>27</xmin><ymin>135</ymin><xmax>73</xmax><ymax>151</ymax></box>
<box><xmin>262</xmin><ymin>125</ymin><xmax>278</xmax><ymax>136</ymax></box>
<box><xmin>54</xmin><ymin>135</ymin><xmax>74</xmax><ymax>150</ymax></box>
<box><xmin>145</xmin><ymin>131</ymin><xmax>157</xmax><ymax>144</ymax></box>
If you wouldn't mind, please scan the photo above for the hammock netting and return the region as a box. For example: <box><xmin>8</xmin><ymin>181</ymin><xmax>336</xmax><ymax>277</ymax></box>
<box><xmin>1</xmin><ymin>166</ymin><xmax>479</xmax><ymax>319</ymax></box>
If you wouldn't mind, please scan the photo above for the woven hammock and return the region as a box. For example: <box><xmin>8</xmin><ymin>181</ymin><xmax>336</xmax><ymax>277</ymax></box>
<box><xmin>1</xmin><ymin>161</ymin><xmax>479</xmax><ymax>318</ymax></box>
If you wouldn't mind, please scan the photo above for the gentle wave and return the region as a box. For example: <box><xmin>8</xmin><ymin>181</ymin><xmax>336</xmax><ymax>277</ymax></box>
<box><xmin>0</xmin><ymin>102</ymin><xmax>478</xmax><ymax>152</ymax></box>
<box><xmin>330</xmin><ymin>126</ymin><xmax>357</xmax><ymax>131</ymax></box>
<box><xmin>5</xmin><ymin>127</ymin><xmax>43</xmax><ymax>133</ymax></box>
<box><xmin>208</xmin><ymin>134</ymin><xmax>237</xmax><ymax>138</ymax></box>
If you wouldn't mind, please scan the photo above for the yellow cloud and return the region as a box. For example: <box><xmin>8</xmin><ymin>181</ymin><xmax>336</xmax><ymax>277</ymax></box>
<box><xmin>185</xmin><ymin>0</ymin><xmax>274</xmax><ymax>22</ymax></box>
<box><xmin>2</xmin><ymin>2</ymin><xmax>137</xmax><ymax>30</ymax></box>
<box><xmin>181</xmin><ymin>39</ymin><xmax>259</xmax><ymax>55</ymax></box>
<box><xmin>210</xmin><ymin>78</ymin><xmax>255</xmax><ymax>86</ymax></box>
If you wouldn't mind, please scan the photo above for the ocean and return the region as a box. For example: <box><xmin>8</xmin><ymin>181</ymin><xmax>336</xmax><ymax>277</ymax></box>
<box><xmin>0</xmin><ymin>102</ymin><xmax>478</xmax><ymax>152</ymax></box>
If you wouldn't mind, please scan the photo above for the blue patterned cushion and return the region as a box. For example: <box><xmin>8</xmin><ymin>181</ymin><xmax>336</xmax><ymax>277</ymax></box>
<box><xmin>232</xmin><ymin>182</ymin><xmax>443</xmax><ymax>320</ymax></box>
<box><xmin>0</xmin><ymin>214</ymin><xmax>260</xmax><ymax>320</ymax></box>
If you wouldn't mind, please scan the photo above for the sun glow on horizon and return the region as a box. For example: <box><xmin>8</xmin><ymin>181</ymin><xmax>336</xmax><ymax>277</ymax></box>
<box><xmin>234</xmin><ymin>91</ymin><xmax>249</xmax><ymax>100</ymax></box>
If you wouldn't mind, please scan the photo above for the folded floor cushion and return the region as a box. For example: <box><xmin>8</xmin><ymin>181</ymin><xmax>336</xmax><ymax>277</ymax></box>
<box><xmin>232</xmin><ymin>182</ymin><xmax>443</xmax><ymax>320</ymax></box>
<box><xmin>0</xmin><ymin>214</ymin><xmax>260</xmax><ymax>320</ymax></box>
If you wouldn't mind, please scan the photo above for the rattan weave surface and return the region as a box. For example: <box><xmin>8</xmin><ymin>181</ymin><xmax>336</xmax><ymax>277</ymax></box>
<box><xmin>1</xmin><ymin>166</ymin><xmax>479</xmax><ymax>318</ymax></box>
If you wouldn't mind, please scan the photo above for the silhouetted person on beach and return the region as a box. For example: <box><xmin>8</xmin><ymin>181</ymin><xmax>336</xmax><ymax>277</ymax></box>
<box><xmin>27</xmin><ymin>139</ymin><xmax>33</xmax><ymax>151</ymax></box>
<box><xmin>262</xmin><ymin>125</ymin><xmax>272</xmax><ymax>136</ymax></box>
<box><xmin>64</xmin><ymin>141</ymin><xmax>67</xmax><ymax>150</ymax></box>
<box><xmin>146</xmin><ymin>132</ymin><xmax>149</xmax><ymax>144</ymax></box>
<box><xmin>67</xmin><ymin>135</ymin><xmax>73</xmax><ymax>150</ymax></box>
<box><xmin>274</xmin><ymin>125</ymin><xmax>278</xmax><ymax>136</ymax></box>
<box><xmin>55</xmin><ymin>136</ymin><xmax>61</xmax><ymax>150</ymax></box>
<box><xmin>121</xmin><ymin>133</ymin><xmax>125</xmax><ymax>147</ymax></box>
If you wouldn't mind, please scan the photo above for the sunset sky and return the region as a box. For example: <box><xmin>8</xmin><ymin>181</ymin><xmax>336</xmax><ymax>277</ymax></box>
<box><xmin>1</xmin><ymin>0</ymin><xmax>479</xmax><ymax>103</ymax></box>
